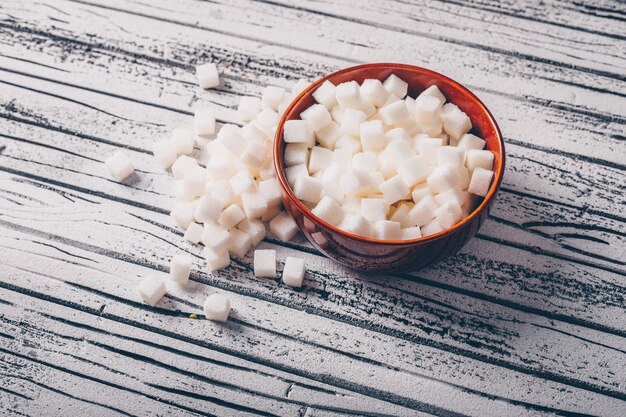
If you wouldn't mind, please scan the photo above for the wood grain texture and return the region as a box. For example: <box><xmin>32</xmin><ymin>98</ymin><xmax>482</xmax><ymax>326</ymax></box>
<box><xmin>0</xmin><ymin>0</ymin><xmax>624</xmax><ymax>416</ymax></box>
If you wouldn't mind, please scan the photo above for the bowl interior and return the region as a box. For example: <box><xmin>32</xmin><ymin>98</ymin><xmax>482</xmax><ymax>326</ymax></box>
<box><xmin>274</xmin><ymin>63</ymin><xmax>505</xmax><ymax>245</ymax></box>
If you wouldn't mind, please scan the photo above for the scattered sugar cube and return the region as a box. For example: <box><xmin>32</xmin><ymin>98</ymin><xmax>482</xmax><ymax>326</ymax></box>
<box><xmin>242</xmin><ymin>122</ymin><xmax>267</xmax><ymax>142</ymax></box>
<box><xmin>171</xmin><ymin>127</ymin><xmax>195</xmax><ymax>155</ymax></box>
<box><xmin>196</xmin><ymin>63</ymin><xmax>219</xmax><ymax>89</ymax></box>
<box><xmin>466</xmin><ymin>150</ymin><xmax>495</xmax><ymax>172</ymax></box>
<box><xmin>202</xmin><ymin>223</ymin><xmax>231</xmax><ymax>252</ymax></box>
<box><xmin>105</xmin><ymin>150</ymin><xmax>134</xmax><ymax>181</ymax></box>
<box><xmin>240</xmin><ymin>140</ymin><xmax>269</xmax><ymax>169</ymax></box>
<box><xmin>137</xmin><ymin>275</ymin><xmax>167</xmax><ymax>306</ymax></box>
<box><xmin>169</xmin><ymin>254</ymin><xmax>192</xmax><ymax>285</ymax></box>
<box><xmin>468</xmin><ymin>167</ymin><xmax>494</xmax><ymax>197</ymax></box>
<box><xmin>241</xmin><ymin>191</ymin><xmax>268</xmax><ymax>219</ymax></box>
<box><xmin>238</xmin><ymin>96</ymin><xmax>262</xmax><ymax>122</ymax></box>
<box><xmin>238</xmin><ymin>218</ymin><xmax>266</xmax><ymax>246</ymax></box>
<box><xmin>183</xmin><ymin>166</ymin><xmax>207</xmax><ymax>198</ymax></box>
<box><xmin>152</xmin><ymin>140</ymin><xmax>177</xmax><ymax>170</ymax></box>
<box><xmin>171</xmin><ymin>201</ymin><xmax>195</xmax><ymax>229</ymax></box>
<box><xmin>254</xmin><ymin>249</ymin><xmax>276</xmax><ymax>277</ymax></box>
<box><xmin>228</xmin><ymin>228</ymin><xmax>253</xmax><ymax>258</ymax></box>
<box><xmin>204</xmin><ymin>293</ymin><xmax>231</xmax><ymax>322</ymax></box>
<box><xmin>204</xmin><ymin>248</ymin><xmax>231</xmax><ymax>271</ymax></box>
<box><xmin>184</xmin><ymin>222</ymin><xmax>204</xmax><ymax>244</ymax></box>
<box><xmin>194</xmin><ymin>195</ymin><xmax>223</xmax><ymax>223</ymax></box>
<box><xmin>269</xmin><ymin>212</ymin><xmax>299</xmax><ymax>242</ymax></box>
<box><xmin>219</xmin><ymin>204</ymin><xmax>246</xmax><ymax>229</ymax></box>
<box><xmin>229</xmin><ymin>171</ymin><xmax>257</xmax><ymax>195</ymax></box>
<box><xmin>262</xmin><ymin>86</ymin><xmax>286</xmax><ymax>111</ymax></box>
<box><xmin>255</xmin><ymin>108</ymin><xmax>280</xmax><ymax>135</ymax></box>
<box><xmin>312</xmin><ymin>196</ymin><xmax>345</xmax><ymax>226</ymax></box>
<box><xmin>292</xmin><ymin>79</ymin><xmax>311</xmax><ymax>95</ymax></box>
<box><xmin>282</xmin><ymin>257</ymin><xmax>306</xmax><ymax>288</ymax></box>
<box><xmin>218</xmin><ymin>124</ymin><xmax>247</xmax><ymax>156</ymax></box>
<box><xmin>194</xmin><ymin>108</ymin><xmax>216</xmax><ymax>136</ymax></box>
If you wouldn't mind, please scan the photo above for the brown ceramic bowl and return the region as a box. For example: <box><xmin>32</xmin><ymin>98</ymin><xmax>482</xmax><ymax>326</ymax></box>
<box><xmin>274</xmin><ymin>63</ymin><xmax>505</xmax><ymax>272</ymax></box>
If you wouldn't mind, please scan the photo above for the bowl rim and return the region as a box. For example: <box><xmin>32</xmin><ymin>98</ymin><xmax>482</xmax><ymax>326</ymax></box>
<box><xmin>274</xmin><ymin>62</ymin><xmax>505</xmax><ymax>246</ymax></box>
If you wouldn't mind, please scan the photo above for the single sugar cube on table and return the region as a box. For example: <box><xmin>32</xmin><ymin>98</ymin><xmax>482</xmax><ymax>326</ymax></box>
<box><xmin>202</xmin><ymin>222</ymin><xmax>231</xmax><ymax>252</ymax></box>
<box><xmin>468</xmin><ymin>167</ymin><xmax>494</xmax><ymax>197</ymax></box>
<box><xmin>169</xmin><ymin>254</ymin><xmax>192</xmax><ymax>285</ymax></box>
<box><xmin>312</xmin><ymin>80</ymin><xmax>337</xmax><ymax>109</ymax></box>
<box><xmin>282</xmin><ymin>257</ymin><xmax>306</xmax><ymax>288</ymax></box>
<box><xmin>194</xmin><ymin>108</ymin><xmax>216</xmax><ymax>136</ymax></box>
<box><xmin>196</xmin><ymin>63</ymin><xmax>220</xmax><ymax>89</ymax></box>
<box><xmin>184</xmin><ymin>222</ymin><xmax>204</xmax><ymax>244</ymax></box>
<box><xmin>204</xmin><ymin>247</ymin><xmax>231</xmax><ymax>271</ymax></box>
<box><xmin>105</xmin><ymin>150</ymin><xmax>134</xmax><ymax>181</ymax></box>
<box><xmin>238</xmin><ymin>96</ymin><xmax>262</xmax><ymax>122</ymax></box>
<box><xmin>137</xmin><ymin>275</ymin><xmax>167</xmax><ymax>306</ymax></box>
<box><xmin>172</xmin><ymin>127</ymin><xmax>195</xmax><ymax>155</ymax></box>
<box><xmin>254</xmin><ymin>249</ymin><xmax>276</xmax><ymax>278</ymax></box>
<box><xmin>284</xmin><ymin>120</ymin><xmax>315</xmax><ymax>147</ymax></box>
<box><xmin>152</xmin><ymin>139</ymin><xmax>177</xmax><ymax>170</ymax></box>
<box><xmin>182</xmin><ymin>166</ymin><xmax>207</xmax><ymax>199</ymax></box>
<box><xmin>269</xmin><ymin>211</ymin><xmax>299</xmax><ymax>242</ymax></box>
<box><xmin>204</xmin><ymin>293</ymin><xmax>231</xmax><ymax>322</ymax></box>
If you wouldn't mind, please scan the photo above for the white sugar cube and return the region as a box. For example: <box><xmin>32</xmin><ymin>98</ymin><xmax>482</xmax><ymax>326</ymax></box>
<box><xmin>240</xmin><ymin>140</ymin><xmax>269</xmax><ymax>169</ymax></box>
<box><xmin>254</xmin><ymin>249</ymin><xmax>276</xmax><ymax>277</ymax></box>
<box><xmin>171</xmin><ymin>201</ymin><xmax>195</xmax><ymax>229</ymax></box>
<box><xmin>207</xmin><ymin>179</ymin><xmax>235</xmax><ymax>206</ymax></box>
<box><xmin>340</xmin><ymin>169</ymin><xmax>373</xmax><ymax>196</ymax></box>
<box><xmin>194</xmin><ymin>108</ymin><xmax>216</xmax><ymax>136</ymax></box>
<box><xmin>137</xmin><ymin>275</ymin><xmax>166</xmax><ymax>306</ymax></box>
<box><xmin>384</xmin><ymin>127</ymin><xmax>410</xmax><ymax>143</ymax></box>
<box><xmin>427</xmin><ymin>165</ymin><xmax>458</xmax><ymax>193</ymax></box>
<box><xmin>334</xmin><ymin>135</ymin><xmax>362</xmax><ymax>155</ymax></box>
<box><xmin>373</xmin><ymin>220</ymin><xmax>402</xmax><ymax>240</ymax></box>
<box><xmin>421</xmin><ymin>219</ymin><xmax>444</xmax><ymax>236</ymax></box>
<box><xmin>308</xmin><ymin>146</ymin><xmax>334</xmax><ymax>174</ymax></box>
<box><xmin>436</xmin><ymin>146</ymin><xmax>465</xmax><ymax>167</ymax></box>
<box><xmin>341</xmin><ymin>108</ymin><xmax>367</xmax><ymax>135</ymax></box>
<box><xmin>468</xmin><ymin>167</ymin><xmax>494</xmax><ymax>197</ymax></box>
<box><xmin>352</xmin><ymin>152</ymin><xmax>378</xmax><ymax>172</ymax></box>
<box><xmin>409</xmin><ymin>195</ymin><xmax>438</xmax><ymax>227</ymax></box>
<box><xmin>238</xmin><ymin>96</ymin><xmax>262</xmax><ymax>122</ymax></box>
<box><xmin>284</xmin><ymin>143</ymin><xmax>309</xmax><ymax>167</ymax></box>
<box><xmin>172</xmin><ymin>127</ymin><xmax>195</xmax><ymax>155</ymax></box>
<box><xmin>194</xmin><ymin>195</ymin><xmax>223</xmax><ymax>223</ymax></box>
<box><xmin>218</xmin><ymin>124</ymin><xmax>247</xmax><ymax>156</ymax></box>
<box><xmin>420</xmin><ymin>120</ymin><xmax>444</xmax><ymax>137</ymax></box>
<box><xmin>466</xmin><ymin>150</ymin><xmax>495</xmax><ymax>172</ymax></box>
<box><xmin>300</xmin><ymin>104</ymin><xmax>332</xmax><ymax>132</ymax></box>
<box><xmin>282</xmin><ymin>257</ymin><xmax>306</xmax><ymax>287</ymax></box>
<box><xmin>434</xmin><ymin>188</ymin><xmax>462</xmax><ymax>206</ymax></box>
<box><xmin>105</xmin><ymin>150</ymin><xmax>134</xmax><ymax>181</ymax></box>
<box><xmin>184</xmin><ymin>222</ymin><xmax>204</xmax><ymax>244</ymax></box>
<box><xmin>370</xmin><ymin>172</ymin><xmax>385</xmax><ymax>188</ymax></box>
<box><xmin>360</xmin><ymin>120</ymin><xmax>385</xmax><ymax>152</ymax></box>
<box><xmin>397</xmin><ymin>156</ymin><xmax>430</xmax><ymax>187</ymax></box>
<box><xmin>382</xmin><ymin>74</ymin><xmax>408</xmax><ymax>98</ymax></box>
<box><xmin>414</xmin><ymin>95</ymin><xmax>441</xmax><ymax>125</ymax></box>
<box><xmin>202</xmin><ymin>223</ymin><xmax>231</xmax><ymax>252</ymax></box>
<box><xmin>242</xmin><ymin>122</ymin><xmax>267</xmax><ymax>142</ymax></box>
<box><xmin>381</xmin><ymin>140</ymin><xmax>415</xmax><ymax>168</ymax></box>
<box><xmin>174</xmin><ymin>179</ymin><xmax>196</xmax><ymax>202</ymax></box>
<box><xmin>316</xmin><ymin>121</ymin><xmax>342</xmax><ymax>149</ymax></box>
<box><xmin>204</xmin><ymin>248</ymin><xmax>231</xmax><ymax>272</ymax></box>
<box><xmin>381</xmin><ymin>94</ymin><xmax>401</xmax><ymax>107</ymax></box>
<box><xmin>312</xmin><ymin>80</ymin><xmax>337</xmax><ymax>108</ymax></box>
<box><xmin>228</xmin><ymin>228</ymin><xmax>253</xmax><ymax>258</ymax></box>
<box><xmin>360</xmin><ymin>79</ymin><xmax>390</xmax><ymax>107</ymax></box>
<box><xmin>379</xmin><ymin>100</ymin><xmax>411</xmax><ymax>125</ymax></box>
<box><xmin>361</xmin><ymin>198</ymin><xmax>388</xmax><ymax>222</ymax></box>
<box><xmin>241</xmin><ymin>191</ymin><xmax>268</xmax><ymax>219</ymax></box>
<box><xmin>417</xmin><ymin>85</ymin><xmax>446</xmax><ymax>107</ymax></box>
<box><xmin>196</xmin><ymin>63</ymin><xmax>219</xmax><ymax>89</ymax></box>
<box><xmin>260</xmin><ymin>161</ymin><xmax>277</xmax><ymax>180</ymax></box>
<box><xmin>411</xmin><ymin>183</ymin><xmax>432</xmax><ymax>203</ymax></box>
<box><xmin>219</xmin><ymin>204</ymin><xmax>246</xmax><ymax>229</ymax></box>
<box><xmin>441</xmin><ymin>103</ymin><xmax>472</xmax><ymax>140</ymax></box>
<box><xmin>401</xmin><ymin>226</ymin><xmax>422</xmax><ymax>240</ymax></box>
<box><xmin>335</xmin><ymin>81</ymin><xmax>361</xmax><ymax>109</ymax></box>
<box><xmin>285</xmin><ymin>164</ymin><xmax>309</xmax><ymax>188</ymax></box>
<box><xmin>269</xmin><ymin>211</ymin><xmax>299</xmax><ymax>242</ymax></box>
<box><xmin>258</xmin><ymin>178</ymin><xmax>282</xmax><ymax>207</ymax></box>
<box><xmin>342</xmin><ymin>195</ymin><xmax>361</xmax><ymax>215</ymax></box>
<box><xmin>262</xmin><ymin>86</ymin><xmax>286</xmax><ymax>111</ymax></box>
<box><xmin>321</xmin><ymin>177</ymin><xmax>345</xmax><ymax>204</ymax></box>
<box><xmin>294</xmin><ymin>175</ymin><xmax>323</xmax><ymax>203</ymax></box>
<box><xmin>261</xmin><ymin>203</ymin><xmax>281</xmax><ymax>222</ymax></box>
<box><xmin>312</xmin><ymin>196</ymin><xmax>345</xmax><ymax>226</ymax></box>
<box><xmin>435</xmin><ymin>200</ymin><xmax>463</xmax><ymax>229</ymax></box>
<box><xmin>182</xmin><ymin>166</ymin><xmax>207</xmax><ymax>198</ymax></box>
<box><xmin>338</xmin><ymin>214</ymin><xmax>370</xmax><ymax>236</ymax></box>
<box><xmin>379</xmin><ymin>175</ymin><xmax>410</xmax><ymax>205</ymax></box>
<box><xmin>284</xmin><ymin>120</ymin><xmax>315</xmax><ymax>147</ymax></box>
<box><xmin>255</xmin><ymin>108</ymin><xmax>280</xmax><ymax>135</ymax></box>
<box><xmin>390</xmin><ymin>203</ymin><xmax>413</xmax><ymax>228</ymax></box>
<box><xmin>456</xmin><ymin>166</ymin><xmax>471</xmax><ymax>190</ymax></box>
<box><xmin>237</xmin><ymin>218</ymin><xmax>266</xmax><ymax>246</ymax></box>
<box><xmin>169</xmin><ymin>254</ymin><xmax>192</xmax><ymax>285</ymax></box>
<box><xmin>457</xmin><ymin>133</ymin><xmax>485</xmax><ymax>152</ymax></box>
<box><xmin>152</xmin><ymin>139</ymin><xmax>177</xmax><ymax>169</ymax></box>
<box><xmin>229</xmin><ymin>171</ymin><xmax>257</xmax><ymax>195</ymax></box>
<box><xmin>204</xmin><ymin>293</ymin><xmax>231</xmax><ymax>322</ymax></box>
<box><xmin>330</xmin><ymin>106</ymin><xmax>345</xmax><ymax>125</ymax></box>
<box><xmin>292</xmin><ymin>79</ymin><xmax>310</xmax><ymax>95</ymax></box>
<box><xmin>417</xmin><ymin>137</ymin><xmax>443</xmax><ymax>165</ymax></box>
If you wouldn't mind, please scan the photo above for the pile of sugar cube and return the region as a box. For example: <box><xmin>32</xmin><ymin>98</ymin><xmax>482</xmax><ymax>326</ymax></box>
<box><xmin>107</xmin><ymin>63</ymin><xmax>310</xmax><ymax>321</ymax></box>
<box><xmin>283</xmin><ymin>74</ymin><xmax>495</xmax><ymax>240</ymax></box>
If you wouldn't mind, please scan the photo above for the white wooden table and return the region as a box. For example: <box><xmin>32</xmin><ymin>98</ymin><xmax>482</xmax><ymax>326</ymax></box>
<box><xmin>1</xmin><ymin>1</ymin><xmax>625</xmax><ymax>416</ymax></box>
